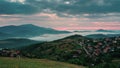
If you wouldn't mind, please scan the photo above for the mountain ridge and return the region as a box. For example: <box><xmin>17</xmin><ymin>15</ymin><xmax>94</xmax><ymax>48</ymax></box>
<box><xmin>96</xmin><ymin>29</ymin><xmax>113</xmax><ymax>32</ymax></box>
<box><xmin>0</xmin><ymin>24</ymin><xmax>70</xmax><ymax>40</ymax></box>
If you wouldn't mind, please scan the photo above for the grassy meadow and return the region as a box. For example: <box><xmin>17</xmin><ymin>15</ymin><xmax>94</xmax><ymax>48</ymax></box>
<box><xmin>0</xmin><ymin>57</ymin><xmax>85</xmax><ymax>68</ymax></box>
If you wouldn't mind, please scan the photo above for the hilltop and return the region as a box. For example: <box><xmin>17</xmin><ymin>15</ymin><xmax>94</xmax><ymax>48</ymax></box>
<box><xmin>21</xmin><ymin>34</ymin><xmax>120</xmax><ymax>67</ymax></box>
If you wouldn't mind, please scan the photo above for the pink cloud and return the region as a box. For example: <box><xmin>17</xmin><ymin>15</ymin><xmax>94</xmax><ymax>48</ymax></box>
<box><xmin>0</xmin><ymin>18</ymin><xmax>20</xmax><ymax>23</ymax></box>
<box><xmin>93</xmin><ymin>22</ymin><xmax>120</xmax><ymax>26</ymax></box>
<box><xmin>0</xmin><ymin>13</ymin><xmax>120</xmax><ymax>30</ymax></box>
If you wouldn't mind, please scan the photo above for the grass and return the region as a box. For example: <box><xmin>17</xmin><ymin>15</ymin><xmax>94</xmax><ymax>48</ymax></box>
<box><xmin>92</xmin><ymin>59</ymin><xmax>120</xmax><ymax>68</ymax></box>
<box><xmin>0</xmin><ymin>57</ymin><xmax>85</xmax><ymax>68</ymax></box>
<box><xmin>92</xmin><ymin>62</ymin><xmax>120</xmax><ymax>68</ymax></box>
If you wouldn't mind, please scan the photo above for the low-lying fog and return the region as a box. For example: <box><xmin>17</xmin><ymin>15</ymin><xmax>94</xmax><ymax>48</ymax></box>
<box><xmin>29</xmin><ymin>30</ymin><xmax>120</xmax><ymax>41</ymax></box>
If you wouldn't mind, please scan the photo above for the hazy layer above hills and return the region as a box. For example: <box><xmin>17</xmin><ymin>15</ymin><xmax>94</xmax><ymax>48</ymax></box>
<box><xmin>29</xmin><ymin>30</ymin><xmax>120</xmax><ymax>41</ymax></box>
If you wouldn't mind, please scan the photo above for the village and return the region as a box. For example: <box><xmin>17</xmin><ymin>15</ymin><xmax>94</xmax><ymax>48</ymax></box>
<box><xmin>84</xmin><ymin>36</ymin><xmax>120</xmax><ymax>56</ymax></box>
<box><xmin>0</xmin><ymin>48</ymin><xmax>20</xmax><ymax>57</ymax></box>
<box><xmin>0</xmin><ymin>36</ymin><xmax>120</xmax><ymax>66</ymax></box>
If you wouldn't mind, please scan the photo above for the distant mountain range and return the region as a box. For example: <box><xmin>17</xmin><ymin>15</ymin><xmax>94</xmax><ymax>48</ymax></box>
<box><xmin>86</xmin><ymin>34</ymin><xmax>120</xmax><ymax>39</ymax></box>
<box><xmin>0</xmin><ymin>32</ymin><xmax>14</xmax><ymax>38</ymax></box>
<box><xmin>73</xmin><ymin>30</ymin><xmax>92</xmax><ymax>32</ymax></box>
<box><xmin>73</xmin><ymin>29</ymin><xmax>118</xmax><ymax>33</ymax></box>
<box><xmin>0</xmin><ymin>24</ymin><xmax>70</xmax><ymax>40</ymax></box>
<box><xmin>95</xmin><ymin>29</ymin><xmax>113</xmax><ymax>32</ymax></box>
<box><xmin>0</xmin><ymin>38</ymin><xmax>40</xmax><ymax>48</ymax></box>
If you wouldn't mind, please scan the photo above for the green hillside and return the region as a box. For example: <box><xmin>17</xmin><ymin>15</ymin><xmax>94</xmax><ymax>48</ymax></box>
<box><xmin>0</xmin><ymin>57</ymin><xmax>85</xmax><ymax>68</ymax></box>
<box><xmin>21</xmin><ymin>35</ymin><xmax>120</xmax><ymax>67</ymax></box>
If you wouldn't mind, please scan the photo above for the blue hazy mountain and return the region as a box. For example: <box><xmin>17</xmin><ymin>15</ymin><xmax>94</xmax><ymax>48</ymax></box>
<box><xmin>0</xmin><ymin>32</ymin><xmax>14</xmax><ymax>39</ymax></box>
<box><xmin>96</xmin><ymin>29</ymin><xmax>113</xmax><ymax>32</ymax></box>
<box><xmin>0</xmin><ymin>24</ymin><xmax>70</xmax><ymax>39</ymax></box>
<box><xmin>86</xmin><ymin>34</ymin><xmax>108</xmax><ymax>39</ymax></box>
<box><xmin>86</xmin><ymin>34</ymin><xmax>120</xmax><ymax>39</ymax></box>
<box><xmin>0</xmin><ymin>38</ymin><xmax>40</xmax><ymax>48</ymax></box>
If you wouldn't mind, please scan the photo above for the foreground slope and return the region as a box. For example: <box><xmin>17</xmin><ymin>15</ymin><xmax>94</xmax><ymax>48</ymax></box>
<box><xmin>0</xmin><ymin>57</ymin><xmax>85</xmax><ymax>68</ymax></box>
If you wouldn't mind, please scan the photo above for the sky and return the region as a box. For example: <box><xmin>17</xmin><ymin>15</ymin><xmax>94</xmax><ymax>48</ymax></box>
<box><xmin>0</xmin><ymin>0</ymin><xmax>120</xmax><ymax>30</ymax></box>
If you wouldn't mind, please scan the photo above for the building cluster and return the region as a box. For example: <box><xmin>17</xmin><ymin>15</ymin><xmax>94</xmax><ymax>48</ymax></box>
<box><xmin>73</xmin><ymin>36</ymin><xmax>120</xmax><ymax>58</ymax></box>
<box><xmin>0</xmin><ymin>48</ymin><xmax>20</xmax><ymax>57</ymax></box>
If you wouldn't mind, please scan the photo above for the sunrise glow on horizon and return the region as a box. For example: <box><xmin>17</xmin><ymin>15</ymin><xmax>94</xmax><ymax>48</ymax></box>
<box><xmin>0</xmin><ymin>0</ymin><xmax>120</xmax><ymax>30</ymax></box>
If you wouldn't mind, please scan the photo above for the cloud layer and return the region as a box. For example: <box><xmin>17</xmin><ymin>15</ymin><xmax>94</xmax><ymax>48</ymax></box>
<box><xmin>0</xmin><ymin>0</ymin><xmax>120</xmax><ymax>30</ymax></box>
<box><xmin>0</xmin><ymin>13</ymin><xmax>119</xmax><ymax>30</ymax></box>
<box><xmin>0</xmin><ymin>0</ymin><xmax>39</xmax><ymax>14</ymax></box>
<box><xmin>0</xmin><ymin>0</ymin><xmax>120</xmax><ymax>15</ymax></box>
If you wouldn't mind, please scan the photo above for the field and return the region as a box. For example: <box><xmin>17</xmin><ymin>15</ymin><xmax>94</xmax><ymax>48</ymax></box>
<box><xmin>0</xmin><ymin>57</ymin><xmax>85</xmax><ymax>68</ymax></box>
